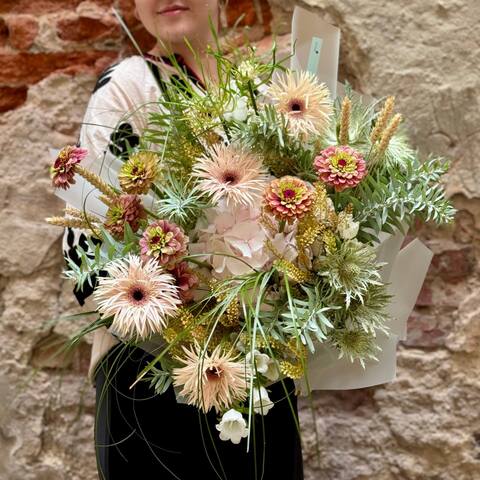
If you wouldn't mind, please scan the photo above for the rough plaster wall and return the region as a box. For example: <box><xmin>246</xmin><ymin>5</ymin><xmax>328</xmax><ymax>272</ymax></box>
<box><xmin>0</xmin><ymin>1</ymin><xmax>478</xmax><ymax>479</ymax></box>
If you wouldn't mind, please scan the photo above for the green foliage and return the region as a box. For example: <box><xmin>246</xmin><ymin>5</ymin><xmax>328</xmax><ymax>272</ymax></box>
<box><xmin>341</xmin><ymin>155</ymin><xmax>457</xmax><ymax>244</ymax></box>
<box><xmin>330</xmin><ymin>283</ymin><xmax>393</xmax><ymax>336</ymax></box>
<box><xmin>280</xmin><ymin>283</ymin><xmax>339</xmax><ymax>353</ymax></box>
<box><xmin>155</xmin><ymin>174</ymin><xmax>211</xmax><ymax>231</ymax></box>
<box><xmin>231</xmin><ymin>105</ymin><xmax>316</xmax><ymax>179</ymax></box>
<box><xmin>146</xmin><ymin>358</ymin><xmax>174</xmax><ymax>395</ymax></box>
<box><xmin>63</xmin><ymin>224</ymin><xmax>139</xmax><ymax>292</ymax></box>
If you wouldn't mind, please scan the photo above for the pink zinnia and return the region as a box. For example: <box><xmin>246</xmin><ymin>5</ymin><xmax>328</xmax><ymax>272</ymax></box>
<box><xmin>314</xmin><ymin>146</ymin><xmax>367</xmax><ymax>192</ymax></box>
<box><xmin>140</xmin><ymin>219</ymin><xmax>188</xmax><ymax>267</ymax></box>
<box><xmin>263</xmin><ymin>176</ymin><xmax>314</xmax><ymax>223</ymax></box>
<box><xmin>168</xmin><ymin>261</ymin><xmax>198</xmax><ymax>303</ymax></box>
<box><xmin>105</xmin><ymin>194</ymin><xmax>147</xmax><ymax>239</ymax></box>
<box><xmin>50</xmin><ymin>145</ymin><xmax>88</xmax><ymax>189</ymax></box>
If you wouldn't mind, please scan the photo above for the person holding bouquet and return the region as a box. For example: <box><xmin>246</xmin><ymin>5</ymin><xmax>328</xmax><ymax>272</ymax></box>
<box><xmin>62</xmin><ymin>1</ymin><xmax>304</xmax><ymax>479</ymax></box>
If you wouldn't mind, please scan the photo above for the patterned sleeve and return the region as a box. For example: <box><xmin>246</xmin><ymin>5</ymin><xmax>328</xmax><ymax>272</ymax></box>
<box><xmin>62</xmin><ymin>58</ymin><xmax>154</xmax><ymax>306</ymax></box>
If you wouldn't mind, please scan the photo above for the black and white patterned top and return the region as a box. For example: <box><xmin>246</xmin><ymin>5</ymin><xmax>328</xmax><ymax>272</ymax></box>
<box><xmin>63</xmin><ymin>53</ymin><xmax>203</xmax><ymax>305</ymax></box>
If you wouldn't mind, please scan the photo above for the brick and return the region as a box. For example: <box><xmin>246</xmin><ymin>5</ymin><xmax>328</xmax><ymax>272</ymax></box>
<box><xmin>0</xmin><ymin>51</ymin><xmax>118</xmax><ymax>87</ymax></box>
<box><xmin>227</xmin><ymin>0</ymin><xmax>258</xmax><ymax>27</ymax></box>
<box><xmin>6</xmin><ymin>15</ymin><xmax>39</xmax><ymax>50</ymax></box>
<box><xmin>117</xmin><ymin>0</ymin><xmax>142</xmax><ymax>28</ymax></box>
<box><xmin>430</xmin><ymin>246</ymin><xmax>475</xmax><ymax>282</ymax></box>
<box><xmin>404</xmin><ymin>310</ymin><xmax>453</xmax><ymax>348</ymax></box>
<box><xmin>57</xmin><ymin>16</ymin><xmax>121</xmax><ymax>42</ymax></box>
<box><xmin>0</xmin><ymin>17</ymin><xmax>8</xmax><ymax>47</ymax></box>
<box><xmin>415</xmin><ymin>283</ymin><xmax>433</xmax><ymax>307</ymax></box>
<box><xmin>257</xmin><ymin>0</ymin><xmax>273</xmax><ymax>34</ymax></box>
<box><xmin>0</xmin><ymin>0</ymin><xmax>113</xmax><ymax>15</ymax></box>
<box><xmin>0</xmin><ymin>86</ymin><xmax>28</xmax><ymax>112</ymax></box>
<box><xmin>120</xmin><ymin>25</ymin><xmax>156</xmax><ymax>57</ymax></box>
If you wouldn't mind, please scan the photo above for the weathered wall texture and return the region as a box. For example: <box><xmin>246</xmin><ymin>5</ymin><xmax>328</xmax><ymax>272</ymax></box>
<box><xmin>0</xmin><ymin>0</ymin><xmax>478</xmax><ymax>479</ymax></box>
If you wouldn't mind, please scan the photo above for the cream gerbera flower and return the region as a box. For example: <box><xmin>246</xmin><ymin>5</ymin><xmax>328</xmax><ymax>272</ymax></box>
<box><xmin>93</xmin><ymin>254</ymin><xmax>181</xmax><ymax>340</ymax></box>
<box><xmin>192</xmin><ymin>143</ymin><xmax>269</xmax><ymax>207</ymax></box>
<box><xmin>173</xmin><ymin>343</ymin><xmax>250</xmax><ymax>413</ymax></box>
<box><xmin>266</xmin><ymin>70</ymin><xmax>332</xmax><ymax>137</ymax></box>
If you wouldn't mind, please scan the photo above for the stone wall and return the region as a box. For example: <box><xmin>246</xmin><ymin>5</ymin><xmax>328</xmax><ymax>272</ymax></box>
<box><xmin>0</xmin><ymin>1</ymin><xmax>478</xmax><ymax>479</ymax></box>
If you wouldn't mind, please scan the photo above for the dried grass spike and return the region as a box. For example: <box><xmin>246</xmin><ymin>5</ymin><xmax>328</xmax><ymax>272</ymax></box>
<box><xmin>370</xmin><ymin>96</ymin><xmax>395</xmax><ymax>144</ymax></box>
<box><xmin>339</xmin><ymin>96</ymin><xmax>352</xmax><ymax>145</ymax></box>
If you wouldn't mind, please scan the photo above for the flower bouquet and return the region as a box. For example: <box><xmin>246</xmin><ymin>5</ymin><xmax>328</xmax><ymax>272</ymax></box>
<box><xmin>47</xmin><ymin>29</ymin><xmax>456</xmax><ymax>447</ymax></box>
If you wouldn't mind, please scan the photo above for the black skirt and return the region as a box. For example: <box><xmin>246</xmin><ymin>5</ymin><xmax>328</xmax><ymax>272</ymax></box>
<box><xmin>94</xmin><ymin>344</ymin><xmax>304</xmax><ymax>480</ymax></box>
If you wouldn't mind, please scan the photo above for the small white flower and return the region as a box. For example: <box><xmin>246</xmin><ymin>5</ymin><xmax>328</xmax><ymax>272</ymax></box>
<box><xmin>215</xmin><ymin>409</ymin><xmax>249</xmax><ymax>444</ymax></box>
<box><xmin>337</xmin><ymin>211</ymin><xmax>359</xmax><ymax>239</ymax></box>
<box><xmin>245</xmin><ymin>350</ymin><xmax>279</xmax><ymax>382</ymax></box>
<box><xmin>252</xmin><ymin>386</ymin><xmax>274</xmax><ymax>415</ymax></box>
<box><xmin>237</xmin><ymin>60</ymin><xmax>258</xmax><ymax>79</ymax></box>
<box><xmin>224</xmin><ymin>95</ymin><xmax>250</xmax><ymax>122</ymax></box>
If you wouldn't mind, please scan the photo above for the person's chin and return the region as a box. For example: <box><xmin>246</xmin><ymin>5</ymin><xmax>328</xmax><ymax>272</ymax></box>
<box><xmin>156</xmin><ymin>23</ymin><xmax>197</xmax><ymax>45</ymax></box>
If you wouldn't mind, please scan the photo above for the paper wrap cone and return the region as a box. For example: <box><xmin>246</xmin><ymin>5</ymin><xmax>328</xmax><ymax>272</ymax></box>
<box><xmin>295</xmin><ymin>229</ymin><xmax>433</xmax><ymax>392</ymax></box>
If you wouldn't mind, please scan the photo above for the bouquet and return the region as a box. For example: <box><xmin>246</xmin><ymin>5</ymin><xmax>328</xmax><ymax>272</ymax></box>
<box><xmin>46</xmin><ymin>36</ymin><xmax>456</xmax><ymax>447</ymax></box>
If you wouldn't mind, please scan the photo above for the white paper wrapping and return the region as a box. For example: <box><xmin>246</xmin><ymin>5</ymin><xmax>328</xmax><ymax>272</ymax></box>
<box><xmin>295</xmin><ymin>229</ymin><xmax>433</xmax><ymax>393</ymax></box>
<box><xmin>291</xmin><ymin>6</ymin><xmax>341</xmax><ymax>98</ymax></box>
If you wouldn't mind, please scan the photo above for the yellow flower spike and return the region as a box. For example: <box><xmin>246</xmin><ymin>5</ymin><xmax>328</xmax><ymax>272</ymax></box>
<box><xmin>322</xmin><ymin>229</ymin><xmax>338</xmax><ymax>255</ymax></box>
<box><xmin>286</xmin><ymin>337</ymin><xmax>307</xmax><ymax>359</ymax></box>
<box><xmin>174</xmin><ymin>307</ymin><xmax>196</xmax><ymax>328</ymax></box>
<box><xmin>344</xmin><ymin>202</ymin><xmax>354</xmax><ymax>215</ymax></box>
<box><xmin>273</xmin><ymin>258</ymin><xmax>312</xmax><ymax>283</ymax></box>
<box><xmin>219</xmin><ymin>299</ymin><xmax>240</xmax><ymax>328</ymax></box>
<box><xmin>339</xmin><ymin>96</ymin><xmax>352</xmax><ymax>145</ymax></box>
<box><xmin>260</xmin><ymin>211</ymin><xmax>278</xmax><ymax>236</ymax></box>
<box><xmin>190</xmin><ymin>325</ymin><xmax>207</xmax><ymax>343</ymax></box>
<box><xmin>279</xmin><ymin>359</ymin><xmax>304</xmax><ymax>379</ymax></box>
<box><xmin>297</xmin><ymin>217</ymin><xmax>323</xmax><ymax>250</ymax></box>
<box><xmin>370</xmin><ymin>96</ymin><xmax>395</xmax><ymax>144</ymax></box>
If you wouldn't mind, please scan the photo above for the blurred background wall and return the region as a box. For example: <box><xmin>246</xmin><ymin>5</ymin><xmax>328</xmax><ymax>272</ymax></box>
<box><xmin>0</xmin><ymin>1</ymin><xmax>479</xmax><ymax>479</ymax></box>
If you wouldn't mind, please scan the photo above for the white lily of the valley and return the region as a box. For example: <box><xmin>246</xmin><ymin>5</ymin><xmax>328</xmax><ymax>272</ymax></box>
<box><xmin>215</xmin><ymin>409</ymin><xmax>249</xmax><ymax>444</ymax></box>
<box><xmin>245</xmin><ymin>349</ymin><xmax>279</xmax><ymax>382</ymax></box>
<box><xmin>252</xmin><ymin>386</ymin><xmax>275</xmax><ymax>415</ymax></box>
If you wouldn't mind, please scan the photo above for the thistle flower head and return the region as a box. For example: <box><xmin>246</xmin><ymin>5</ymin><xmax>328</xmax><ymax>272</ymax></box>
<box><xmin>173</xmin><ymin>343</ymin><xmax>250</xmax><ymax>413</ymax></box>
<box><xmin>192</xmin><ymin>143</ymin><xmax>269</xmax><ymax>208</ymax></box>
<box><xmin>118</xmin><ymin>151</ymin><xmax>160</xmax><ymax>194</ymax></box>
<box><xmin>316</xmin><ymin>239</ymin><xmax>384</xmax><ymax>308</ymax></box>
<box><xmin>50</xmin><ymin>145</ymin><xmax>88</xmax><ymax>189</ymax></box>
<box><xmin>93</xmin><ymin>254</ymin><xmax>181</xmax><ymax>340</ymax></box>
<box><xmin>105</xmin><ymin>194</ymin><xmax>147</xmax><ymax>239</ymax></box>
<box><xmin>140</xmin><ymin>219</ymin><xmax>188</xmax><ymax>267</ymax></box>
<box><xmin>314</xmin><ymin>145</ymin><xmax>367</xmax><ymax>192</ymax></box>
<box><xmin>329</xmin><ymin>329</ymin><xmax>380</xmax><ymax>366</ymax></box>
<box><xmin>263</xmin><ymin>176</ymin><xmax>314</xmax><ymax>222</ymax></box>
<box><xmin>266</xmin><ymin>70</ymin><xmax>332</xmax><ymax>137</ymax></box>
